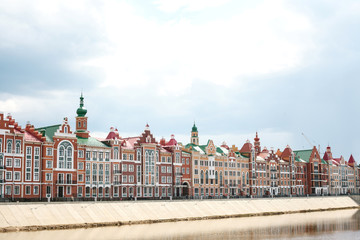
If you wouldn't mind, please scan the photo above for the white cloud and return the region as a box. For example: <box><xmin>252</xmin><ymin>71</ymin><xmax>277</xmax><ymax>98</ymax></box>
<box><xmin>78</xmin><ymin>0</ymin><xmax>315</xmax><ymax>99</ymax></box>
<box><xmin>153</xmin><ymin>0</ymin><xmax>231</xmax><ymax>13</ymax></box>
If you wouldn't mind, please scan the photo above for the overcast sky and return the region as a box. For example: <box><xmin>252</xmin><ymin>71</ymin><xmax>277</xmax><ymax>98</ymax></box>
<box><xmin>0</xmin><ymin>0</ymin><xmax>359</xmax><ymax>162</ymax></box>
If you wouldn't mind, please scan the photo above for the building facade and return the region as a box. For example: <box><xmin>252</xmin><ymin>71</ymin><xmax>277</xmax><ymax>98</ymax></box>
<box><xmin>0</xmin><ymin>96</ymin><xmax>359</xmax><ymax>201</ymax></box>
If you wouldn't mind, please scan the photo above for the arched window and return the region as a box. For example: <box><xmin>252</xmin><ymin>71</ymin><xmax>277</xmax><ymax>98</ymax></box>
<box><xmin>137</xmin><ymin>149</ymin><xmax>141</xmax><ymax>161</ymax></box>
<box><xmin>64</xmin><ymin>126</ymin><xmax>68</xmax><ymax>133</ymax></box>
<box><xmin>58</xmin><ymin>141</ymin><xmax>73</xmax><ymax>169</ymax></box>
<box><xmin>200</xmin><ymin>170</ymin><xmax>204</xmax><ymax>185</ymax></box>
<box><xmin>15</xmin><ymin>142</ymin><xmax>21</xmax><ymax>154</ymax></box>
<box><xmin>220</xmin><ymin>171</ymin><xmax>223</xmax><ymax>186</ymax></box>
<box><xmin>215</xmin><ymin>171</ymin><xmax>218</xmax><ymax>185</ymax></box>
<box><xmin>114</xmin><ymin>147</ymin><xmax>119</xmax><ymax>159</ymax></box>
<box><xmin>205</xmin><ymin>171</ymin><xmax>209</xmax><ymax>185</ymax></box>
<box><xmin>7</xmin><ymin>140</ymin><xmax>12</xmax><ymax>153</ymax></box>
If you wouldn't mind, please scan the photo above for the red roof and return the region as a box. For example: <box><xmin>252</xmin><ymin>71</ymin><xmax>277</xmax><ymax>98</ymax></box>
<box><xmin>240</xmin><ymin>140</ymin><xmax>252</xmax><ymax>153</ymax></box>
<box><xmin>323</xmin><ymin>151</ymin><xmax>331</xmax><ymax>161</ymax></box>
<box><xmin>349</xmin><ymin>155</ymin><xmax>355</xmax><ymax>166</ymax></box>
<box><xmin>281</xmin><ymin>145</ymin><xmax>292</xmax><ymax>161</ymax></box>
<box><xmin>24</xmin><ymin>131</ymin><xmax>41</xmax><ymax>142</ymax></box>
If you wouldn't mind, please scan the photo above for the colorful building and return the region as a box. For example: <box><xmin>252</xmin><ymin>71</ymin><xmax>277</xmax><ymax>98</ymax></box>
<box><xmin>0</xmin><ymin>95</ymin><xmax>359</xmax><ymax>201</ymax></box>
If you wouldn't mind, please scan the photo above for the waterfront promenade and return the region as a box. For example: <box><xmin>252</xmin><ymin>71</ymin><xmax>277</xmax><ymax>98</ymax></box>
<box><xmin>0</xmin><ymin>196</ymin><xmax>358</xmax><ymax>232</ymax></box>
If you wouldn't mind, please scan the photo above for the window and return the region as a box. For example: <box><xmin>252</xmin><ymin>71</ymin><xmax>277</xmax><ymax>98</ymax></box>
<box><xmin>46</xmin><ymin>173</ymin><xmax>52</xmax><ymax>181</ymax></box>
<box><xmin>34</xmin><ymin>186</ymin><xmax>39</xmax><ymax>195</ymax></box>
<box><xmin>161</xmin><ymin>176</ymin><xmax>166</xmax><ymax>183</ymax></box>
<box><xmin>58</xmin><ymin>141</ymin><xmax>73</xmax><ymax>169</ymax></box>
<box><xmin>25</xmin><ymin>186</ymin><xmax>31</xmax><ymax>195</ymax></box>
<box><xmin>7</xmin><ymin>139</ymin><xmax>12</xmax><ymax>153</ymax></box>
<box><xmin>46</xmin><ymin>148</ymin><xmax>53</xmax><ymax>156</ymax></box>
<box><xmin>122</xmin><ymin>164</ymin><xmax>127</xmax><ymax>172</ymax></box>
<box><xmin>0</xmin><ymin>138</ymin><xmax>2</xmax><ymax>152</ymax></box>
<box><xmin>5</xmin><ymin>171</ymin><xmax>12</xmax><ymax>180</ymax></box>
<box><xmin>122</xmin><ymin>175</ymin><xmax>127</xmax><ymax>183</ymax></box>
<box><xmin>129</xmin><ymin>165</ymin><xmax>134</xmax><ymax>172</ymax></box>
<box><xmin>46</xmin><ymin>160</ymin><xmax>52</xmax><ymax>168</ymax></box>
<box><xmin>78</xmin><ymin>162</ymin><xmax>84</xmax><ymax>170</ymax></box>
<box><xmin>14</xmin><ymin>158</ymin><xmax>21</xmax><ymax>167</ymax></box>
<box><xmin>129</xmin><ymin>175</ymin><xmax>134</xmax><ymax>183</ymax></box>
<box><xmin>66</xmin><ymin>186</ymin><xmax>71</xmax><ymax>195</ymax></box>
<box><xmin>14</xmin><ymin>186</ymin><xmax>20</xmax><ymax>195</ymax></box>
<box><xmin>78</xmin><ymin>186</ymin><xmax>83</xmax><ymax>197</ymax></box>
<box><xmin>167</xmin><ymin>166</ymin><xmax>172</xmax><ymax>173</ymax></box>
<box><xmin>114</xmin><ymin>148</ymin><xmax>119</xmax><ymax>159</ymax></box>
<box><xmin>6</xmin><ymin>158</ymin><xmax>12</xmax><ymax>167</ymax></box>
<box><xmin>78</xmin><ymin>174</ymin><xmax>83</xmax><ymax>182</ymax></box>
<box><xmin>14</xmin><ymin>172</ymin><xmax>20</xmax><ymax>181</ymax></box>
<box><xmin>78</xmin><ymin>150</ymin><xmax>84</xmax><ymax>158</ymax></box>
<box><xmin>129</xmin><ymin>154</ymin><xmax>133</xmax><ymax>160</ymax></box>
<box><xmin>5</xmin><ymin>186</ymin><xmax>11</xmax><ymax>195</ymax></box>
<box><xmin>123</xmin><ymin>154</ymin><xmax>127</xmax><ymax>160</ymax></box>
<box><xmin>167</xmin><ymin>176</ymin><xmax>172</xmax><ymax>183</ymax></box>
<box><xmin>15</xmin><ymin>141</ymin><xmax>21</xmax><ymax>154</ymax></box>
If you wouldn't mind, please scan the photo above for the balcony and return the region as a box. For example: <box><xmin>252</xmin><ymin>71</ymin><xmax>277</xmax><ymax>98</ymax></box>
<box><xmin>113</xmin><ymin>181</ymin><xmax>122</xmax><ymax>185</ymax></box>
<box><xmin>113</xmin><ymin>170</ymin><xmax>122</xmax><ymax>174</ymax></box>
<box><xmin>175</xmin><ymin>173</ymin><xmax>183</xmax><ymax>176</ymax></box>
<box><xmin>56</xmin><ymin>180</ymin><xmax>77</xmax><ymax>184</ymax></box>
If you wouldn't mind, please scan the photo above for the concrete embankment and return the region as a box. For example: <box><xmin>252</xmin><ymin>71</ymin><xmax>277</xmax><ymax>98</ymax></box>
<box><xmin>0</xmin><ymin>196</ymin><xmax>358</xmax><ymax>232</ymax></box>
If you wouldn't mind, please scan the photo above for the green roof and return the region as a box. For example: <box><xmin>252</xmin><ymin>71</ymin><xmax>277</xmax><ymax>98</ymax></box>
<box><xmin>36</xmin><ymin>124</ymin><xmax>61</xmax><ymax>142</ymax></box>
<box><xmin>77</xmin><ymin>137</ymin><xmax>110</xmax><ymax>148</ymax></box>
<box><xmin>192</xmin><ymin>123</ymin><xmax>198</xmax><ymax>132</ymax></box>
<box><xmin>293</xmin><ymin>149</ymin><xmax>312</xmax><ymax>163</ymax></box>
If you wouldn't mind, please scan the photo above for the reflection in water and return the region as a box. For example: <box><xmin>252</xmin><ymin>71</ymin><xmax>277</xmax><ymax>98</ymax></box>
<box><xmin>0</xmin><ymin>209</ymin><xmax>359</xmax><ymax>240</ymax></box>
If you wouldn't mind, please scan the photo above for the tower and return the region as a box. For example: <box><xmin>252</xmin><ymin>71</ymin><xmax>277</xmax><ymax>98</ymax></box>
<box><xmin>75</xmin><ymin>93</ymin><xmax>89</xmax><ymax>138</ymax></box>
<box><xmin>254</xmin><ymin>132</ymin><xmax>261</xmax><ymax>154</ymax></box>
<box><xmin>191</xmin><ymin>122</ymin><xmax>199</xmax><ymax>145</ymax></box>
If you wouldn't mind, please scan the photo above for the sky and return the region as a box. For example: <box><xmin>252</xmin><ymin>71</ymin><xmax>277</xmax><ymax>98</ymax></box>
<box><xmin>0</xmin><ymin>0</ymin><xmax>359</xmax><ymax>161</ymax></box>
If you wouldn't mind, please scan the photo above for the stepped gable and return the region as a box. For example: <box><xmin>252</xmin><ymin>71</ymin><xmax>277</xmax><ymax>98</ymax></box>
<box><xmin>136</xmin><ymin>124</ymin><xmax>157</xmax><ymax>145</ymax></box>
<box><xmin>25</xmin><ymin>122</ymin><xmax>46</xmax><ymax>142</ymax></box>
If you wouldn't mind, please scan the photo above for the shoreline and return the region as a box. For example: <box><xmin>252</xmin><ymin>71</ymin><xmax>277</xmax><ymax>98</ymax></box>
<box><xmin>0</xmin><ymin>196</ymin><xmax>359</xmax><ymax>233</ymax></box>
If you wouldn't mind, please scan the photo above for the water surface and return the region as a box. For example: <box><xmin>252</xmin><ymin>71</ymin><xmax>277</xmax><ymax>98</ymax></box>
<box><xmin>0</xmin><ymin>209</ymin><xmax>359</xmax><ymax>240</ymax></box>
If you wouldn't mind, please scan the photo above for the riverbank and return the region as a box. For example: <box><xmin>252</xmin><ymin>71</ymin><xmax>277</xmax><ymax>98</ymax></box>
<box><xmin>0</xmin><ymin>196</ymin><xmax>358</xmax><ymax>232</ymax></box>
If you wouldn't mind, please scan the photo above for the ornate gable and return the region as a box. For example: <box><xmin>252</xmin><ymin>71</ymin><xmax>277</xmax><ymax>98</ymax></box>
<box><xmin>136</xmin><ymin>124</ymin><xmax>157</xmax><ymax>145</ymax></box>
<box><xmin>206</xmin><ymin>140</ymin><xmax>216</xmax><ymax>155</ymax></box>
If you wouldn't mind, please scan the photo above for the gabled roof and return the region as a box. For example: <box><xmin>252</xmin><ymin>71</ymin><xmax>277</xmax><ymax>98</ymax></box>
<box><xmin>36</xmin><ymin>124</ymin><xmax>61</xmax><ymax>142</ymax></box>
<box><xmin>77</xmin><ymin>137</ymin><xmax>110</xmax><ymax>148</ymax></box>
<box><xmin>349</xmin><ymin>155</ymin><xmax>356</xmax><ymax>166</ymax></box>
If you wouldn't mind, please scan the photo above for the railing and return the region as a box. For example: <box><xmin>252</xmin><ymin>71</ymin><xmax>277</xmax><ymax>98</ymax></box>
<box><xmin>113</xmin><ymin>170</ymin><xmax>122</xmax><ymax>174</ymax></box>
<box><xmin>113</xmin><ymin>181</ymin><xmax>122</xmax><ymax>185</ymax></box>
<box><xmin>56</xmin><ymin>180</ymin><xmax>77</xmax><ymax>184</ymax></box>
<box><xmin>175</xmin><ymin>173</ymin><xmax>183</xmax><ymax>176</ymax></box>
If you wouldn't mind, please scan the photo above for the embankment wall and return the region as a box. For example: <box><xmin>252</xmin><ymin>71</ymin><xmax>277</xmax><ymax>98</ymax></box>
<box><xmin>0</xmin><ymin>196</ymin><xmax>358</xmax><ymax>232</ymax></box>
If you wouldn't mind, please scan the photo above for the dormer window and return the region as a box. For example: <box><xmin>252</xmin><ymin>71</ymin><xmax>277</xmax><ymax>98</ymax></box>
<box><xmin>64</xmin><ymin>126</ymin><xmax>68</xmax><ymax>133</ymax></box>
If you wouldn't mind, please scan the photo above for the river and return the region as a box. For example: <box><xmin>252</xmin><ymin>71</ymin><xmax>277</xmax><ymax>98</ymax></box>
<box><xmin>0</xmin><ymin>209</ymin><xmax>359</xmax><ymax>240</ymax></box>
